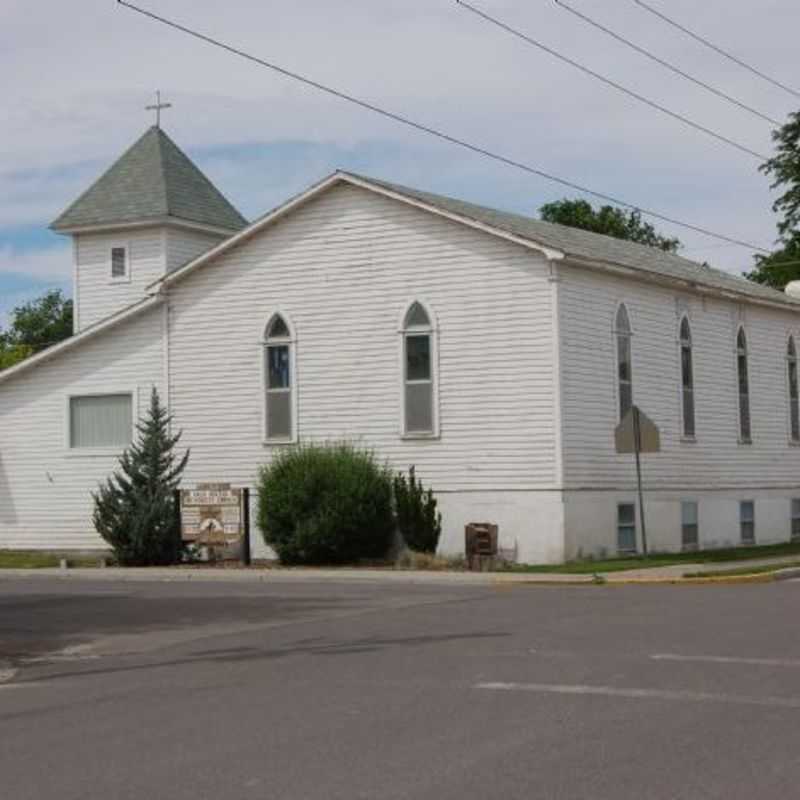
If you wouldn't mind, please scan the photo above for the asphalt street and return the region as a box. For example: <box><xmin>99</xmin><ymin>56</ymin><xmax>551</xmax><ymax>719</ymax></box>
<box><xmin>1</xmin><ymin>576</ymin><xmax>799</xmax><ymax>799</ymax></box>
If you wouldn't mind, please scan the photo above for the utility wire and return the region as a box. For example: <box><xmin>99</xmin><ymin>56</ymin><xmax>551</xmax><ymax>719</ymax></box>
<box><xmin>632</xmin><ymin>0</ymin><xmax>800</xmax><ymax>101</ymax></box>
<box><xmin>116</xmin><ymin>0</ymin><xmax>770</xmax><ymax>252</ymax></box>
<box><xmin>553</xmin><ymin>0</ymin><xmax>781</xmax><ymax>126</ymax></box>
<box><xmin>456</xmin><ymin>0</ymin><xmax>768</xmax><ymax>161</ymax></box>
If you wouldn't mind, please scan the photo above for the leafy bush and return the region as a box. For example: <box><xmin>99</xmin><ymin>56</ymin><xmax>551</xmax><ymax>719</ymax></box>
<box><xmin>93</xmin><ymin>388</ymin><xmax>189</xmax><ymax>566</ymax></box>
<box><xmin>393</xmin><ymin>466</ymin><xmax>442</xmax><ymax>553</ymax></box>
<box><xmin>257</xmin><ymin>443</ymin><xmax>395</xmax><ymax>565</ymax></box>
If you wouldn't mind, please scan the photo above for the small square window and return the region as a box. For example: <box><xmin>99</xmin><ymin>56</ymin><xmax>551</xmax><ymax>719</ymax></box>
<box><xmin>617</xmin><ymin>503</ymin><xmax>637</xmax><ymax>554</ymax></box>
<box><xmin>681</xmin><ymin>501</ymin><xmax>699</xmax><ymax>551</ymax></box>
<box><xmin>740</xmin><ymin>501</ymin><xmax>755</xmax><ymax>545</ymax></box>
<box><xmin>791</xmin><ymin>499</ymin><xmax>800</xmax><ymax>541</ymax></box>
<box><xmin>111</xmin><ymin>247</ymin><xmax>127</xmax><ymax>280</ymax></box>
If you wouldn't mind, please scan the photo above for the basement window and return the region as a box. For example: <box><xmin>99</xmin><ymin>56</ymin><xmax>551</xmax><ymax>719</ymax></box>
<box><xmin>617</xmin><ymin>503</ymin><xmax>637</xmax><ymax>554</ymax></box>
<box><xmin>681</xmin><ymin>501</ymin><xmax>699</xmax><ymax>551</ymax></box>
<box><xmin>792</xmin><ymin>500</ymin><xmax>800</xmax><ymax>541</ymax></box>
<box><xmin>740</xmin><ymin>500</ymin><xmax>755</xmax><ymax>545</ymax></box>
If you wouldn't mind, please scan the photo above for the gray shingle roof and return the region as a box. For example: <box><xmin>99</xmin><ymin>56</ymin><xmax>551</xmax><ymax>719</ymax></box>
<box><xmin>345</xmin><ymin>172</ymin><xmax>798</xmax><ymax>309</ymax></box>
<box><xmin>51</xmin><ymin>127</ymin><xmax>248</xmax><ymax>233</ymax></box>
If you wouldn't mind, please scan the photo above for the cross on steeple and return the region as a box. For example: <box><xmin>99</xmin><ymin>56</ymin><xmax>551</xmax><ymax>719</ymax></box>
<box><xmin>145</xmin><ymin>90</ymin><xmax>172</xmax><ymax>128</ymax></box>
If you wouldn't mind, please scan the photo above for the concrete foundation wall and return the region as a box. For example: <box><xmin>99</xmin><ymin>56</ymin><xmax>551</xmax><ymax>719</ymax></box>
<box><xmin>563</xmin><ymin>488</ymin><xmax>800</xmax><ymax>560</ymax></box>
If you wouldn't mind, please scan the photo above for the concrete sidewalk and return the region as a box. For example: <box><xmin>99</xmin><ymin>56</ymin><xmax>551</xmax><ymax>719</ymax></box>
<box><xmin>1</xmin><ymin>553</ymin><xmax>800</xmax><ymax>585</ymax></box>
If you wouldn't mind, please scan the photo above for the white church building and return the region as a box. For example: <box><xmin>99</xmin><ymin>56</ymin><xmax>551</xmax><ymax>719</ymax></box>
<box><xmin>2</xmin><ymin>125</ymin><xmax>800</xmax><ymax>563</ymax></box>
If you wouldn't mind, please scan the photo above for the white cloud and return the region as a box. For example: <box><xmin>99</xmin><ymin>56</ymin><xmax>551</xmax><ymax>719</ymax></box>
<box><xmin>1</xmin><ymin>0</ymin><xmax>796</xmax><ymax>274</ymax></box>
<box><xmin>0</xmin><ymin>244</ymin><xmax>72</xmax><ymax>283</ymax></box>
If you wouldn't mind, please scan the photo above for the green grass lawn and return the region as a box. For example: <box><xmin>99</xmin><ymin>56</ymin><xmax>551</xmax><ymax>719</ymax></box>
<box><xmin>0</xmin><ymin>551</ymin><xmax>101</xmax><ymax>569</ymax></box>
<box><xmin>509</xmin><ymin>540</ymin><xmax>800</xmax><ymax>574</ymax></box>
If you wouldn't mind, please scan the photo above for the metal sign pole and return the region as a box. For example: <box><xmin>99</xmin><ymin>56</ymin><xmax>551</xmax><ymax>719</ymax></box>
<box><xmin>633</xmin><ymin>406</ymin><xmax>649</xmax><ymax>558</ymax></box>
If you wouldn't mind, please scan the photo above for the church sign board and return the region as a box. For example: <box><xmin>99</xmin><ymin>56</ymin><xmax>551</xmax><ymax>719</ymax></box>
<box><xmin>180</xmin><ymin>483</ymin><xmax>243</xmax><ymax>547</ymax></box>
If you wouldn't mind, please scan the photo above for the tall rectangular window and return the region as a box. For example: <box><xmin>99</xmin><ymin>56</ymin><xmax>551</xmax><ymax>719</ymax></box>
<box><xmin>736</xmin><ymin>329</ymin><xmax>751</xmax><ymax>442</ymax></box>
<box><xmin>680</xmin><ymin>318</ymin><xmax>695</xmax><ymax>438</ymax></box>
<box><xmin>266</xmin><ymin>345</ymin><xmax>291</xmax><ymax>439</ymax></box>
<box><xmin>264</xmin><ymin>314</ymin><xmax>293</xmax><ymax>441</ymax></box>
<box><xmin>111</xmin><ymin>246</ymin><xmax>128</xmax><ymax>280</ymax></box>
<box><xmin>617</xmin><ymin>503</ymin><xmax>637</xmax><ymax>554</ymax></box>
<box><xmin>681</xmin><ymin>501</ymin><xmax>699</xmax><ymax>550</ymax></box>
<box><xmin>792</xmin><ymin>500</ymin><xmax>800</xmax><ymax>540</ymax></box>
<box><xmin>788</xmin><ymin>338</ymin><xmax>799</xmax><ymax>442</ymax></box>
<box><xmin>740</xmin><ymin>500</ymin><xmax>755</xmax><ymax>545</ymax></box>
<box><xmin>69</xmin><ymin>394</ymin><xmax>132</xmax><ymax>449</ymax></box>
<box><xmin>402</xmin><ymin>302</ymin><xmax>435</xmax><ymax>435</ymax></box>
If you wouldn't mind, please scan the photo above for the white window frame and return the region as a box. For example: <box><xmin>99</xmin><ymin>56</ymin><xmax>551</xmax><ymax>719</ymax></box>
<box><xmin>614</xmin><ymin>303</ymin><xmax>633</xmax><ymax>423</ymax></box>
<box><xmin>739</xmin><ymin>500</ymin><xmax>756</xmax><ymax>545</ymax></box>
<box><xmin>680</xmin><ymin>500</ymin><xmax>699</xmax><ymax>551</ymax></box>
<box><xmin>791</xmin><ymin>499</ymin><xmax>800</xmax><ymax>541</ymax></box>
<box><xmin>398</xmin><ymin>300</ymin><xmax>440</xmax><ymax>439</ymax></box>
<box><xmin>261</xmin><ymin>312</ymin><xmax>298</xmax><ymax>445</ymax></box>
<box><xmin>109</xmin><ymin>242</ymin><xmax>131</xmax><ymax>284</ymax></box>
<box><xmin>735</xmin><ymin>327</ymin><xmax>752</xmax><ymax>444</ymax></box>
<box><xmin>678</xmin><ymin>316</ymin><xmax>696</xmax><ymax>441</ymax></box>
<box><xmin>787</xmin><ymin>335</ymin><xmax>800</xmax><ymax>444</ymax></box>
<box><xmin>64</xmin><ymin>387</ymin><xmax>138</xmax><ymax>457</ymax></box>
<box><xmin>617</xmin><ymin>502</ymin><xmax>637</xmax><ymax>554</ymax></box>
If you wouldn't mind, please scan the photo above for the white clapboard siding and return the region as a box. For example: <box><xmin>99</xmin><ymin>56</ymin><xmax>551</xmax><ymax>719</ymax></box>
<box><xmin>0</xmin><ymin>306</ymin><xmax>165</xmax><ymax>550</ymax></box>
<box><xmin>166</xmin><ymin>228</ymin><xmax>227</xmax><ymax>273</ymax></box>
<box><xmin>75</xmin><ymin>227</ymin><xmax>165</xmax><ymax>330</ymax></box>
<box><xmin>558</xmin><ymin>264</ymin><xmax>800</xmax><ymax>490</ymax></box>
<box><xmin>167</xmin><ymin>183</ymin><xmax>558</xmax><ymax>493</ymax></box>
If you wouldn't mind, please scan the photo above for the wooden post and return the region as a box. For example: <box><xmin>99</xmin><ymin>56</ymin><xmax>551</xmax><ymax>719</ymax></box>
<box><xmin>173</xmin><ymin>488</ymin><xmax>183</xmax><ymax>562</ymax></box>
<box><xmin>241</xmin><ymin>487</ymin><xmax>252</xmax><ymax>566</ymax></box>
<box><xmin>633</xmin><ymin>406</ymin><xmax>649</xmax><ymax>558</ymax></box>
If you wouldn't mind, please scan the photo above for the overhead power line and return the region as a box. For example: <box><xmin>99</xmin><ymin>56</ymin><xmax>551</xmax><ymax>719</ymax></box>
<box><xmin>455</xmin><ymin>0</ymin><xmax>768</xmax><ymax>161</ymax></box>
<box><xmin>553</xmin><ymin>0</ymin><xmax>782</xmax><ymax>127</ymax></box>
<box><xmin>632</xmin><ymin>0</ymin><xmax>800</xmax><ymax>101</ymax></box>
<box><xmin>116</xmin><ymin>0</ymin><xmax>770</xmax><ymax>253</ymax></box>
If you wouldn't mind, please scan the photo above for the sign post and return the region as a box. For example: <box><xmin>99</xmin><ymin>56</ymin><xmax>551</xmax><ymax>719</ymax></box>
<box><xmin>615</xmin><ymin>405</ymin><xmax>660</xmax><ymax>558</ymax></box>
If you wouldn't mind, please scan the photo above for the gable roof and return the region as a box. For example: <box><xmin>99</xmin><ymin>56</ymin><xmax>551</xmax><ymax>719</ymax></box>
<box><xmin>157</xmin><ymin>170</ymin><xmax>799</xmax><ymax>311</ymax></box>
<box><xmin>50</xmin><ymin>127</ymin><xmax>248</xmax><ymax>234</ymax></box>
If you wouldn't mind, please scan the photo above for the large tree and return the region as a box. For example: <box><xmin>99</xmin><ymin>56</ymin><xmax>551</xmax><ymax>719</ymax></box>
<box><xmin>0</xmin><ymin>289</ymin><xmax>73</xmax><ymax>370</ymax></box>
<box><xmin>748</xmin><ymin>111</ymin><xmax>800</xmax><ymax>289</ymax></box>
<box><xmin>539</xmin><ymin>198</ymin><xmax>681</xmax><ymax>253</ymax></box>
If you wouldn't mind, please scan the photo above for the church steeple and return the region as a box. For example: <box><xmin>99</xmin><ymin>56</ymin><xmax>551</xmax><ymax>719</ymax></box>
<box><xmin>51</xmin><ymin>127</ymin><xmax>247</xmax><ymax>333</ymax></box>
<box><xmin>50</xmin><ymin>126</ymin><xmax>247</xmax><ymax>234</ymax></box>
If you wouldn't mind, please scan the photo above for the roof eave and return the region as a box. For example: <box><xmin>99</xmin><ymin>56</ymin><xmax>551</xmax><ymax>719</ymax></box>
<box><xmin>50</xmin><ymin>216</ymin><xmax>243</xmax><ymax>237</ymax></box>
<box><xmin>0</xmin><ymin>295</ymin><xmax>163</xmax><ymax>386</ymax></box>
<box><xmin>563</xmin><ymin>255</ymin><xmax>800</xmax><ymax>313</ymax></box>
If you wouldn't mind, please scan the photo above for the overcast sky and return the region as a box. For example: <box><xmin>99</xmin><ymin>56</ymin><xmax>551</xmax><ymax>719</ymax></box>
<box><xmin>2</xmin><ymin>0</ymin><xmax>798</xmax><ymax>327</ymax></box>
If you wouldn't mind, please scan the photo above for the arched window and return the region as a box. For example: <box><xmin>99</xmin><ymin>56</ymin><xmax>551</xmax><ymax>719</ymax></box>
<box><xmin>615</xmin><ymin>304</ymin><xmax>633</xmax><ymax>421</ymax></box>
<box><xmin>401</xmin><ymin>302</ymin><xmax>436</xmax><ymax>435</ymax></box>
<box><xmin>263</xmin><ymin>314</ymin><xmax>294</xmax><ymax>441</ymax></box>
<box><xmin>788</xmin><ymin>336</ymin><xmax>799</xmax><ymax>442</ymax></box>
<box><xmin>680</xmin><ymin>317</ymin><xmax>695</xmax><ymax>438</ymax></box>
<box><xmin>736</xmin><ymin>328</ymin><xmax>751</xmax><ymax>442</ymax></box>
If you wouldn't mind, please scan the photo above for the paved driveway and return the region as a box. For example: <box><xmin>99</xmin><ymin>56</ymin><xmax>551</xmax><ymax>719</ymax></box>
<box><xmin>1</xmin><ymin>577</ymin><xmax>798</xmax><ymax>799</ymax></box>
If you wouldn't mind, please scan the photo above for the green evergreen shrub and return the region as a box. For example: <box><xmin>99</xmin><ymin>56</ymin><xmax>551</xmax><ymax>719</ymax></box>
<box><xmin>393</xmin><ymin>466</ymin><xmax>442</xmax><ymax>553</ymax></box>
<box><xmin>257</xmin><ymin>443</ymin><xmax>395</xmax><ymax>565</ymax></box>
<box><xmin>93</xmin><ymin>388</ymin><xmax>189</xmax><ymax>566</ymax></box>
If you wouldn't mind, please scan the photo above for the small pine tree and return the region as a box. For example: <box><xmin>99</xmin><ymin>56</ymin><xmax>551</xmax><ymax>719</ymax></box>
<box><xmin>93</xmin><ymin>387</ymin><xmax>189</xmax><ymax>566</ymax></box>
<box><xmin>393</xmin><ymin>466</ymin><xmax>442</xmax><ymax>554</ymax></box>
